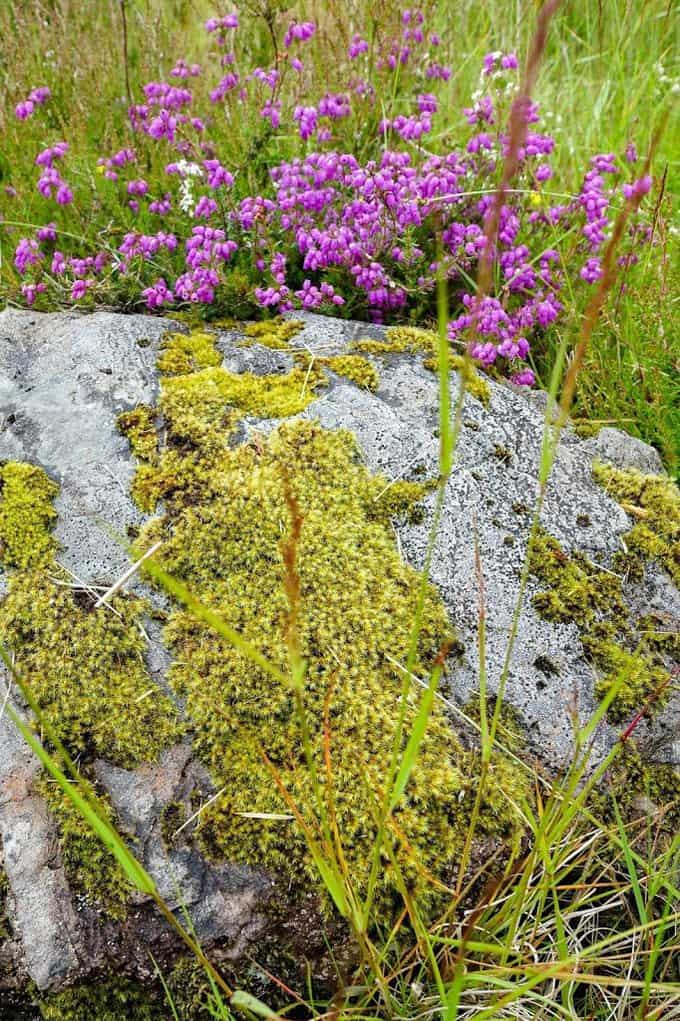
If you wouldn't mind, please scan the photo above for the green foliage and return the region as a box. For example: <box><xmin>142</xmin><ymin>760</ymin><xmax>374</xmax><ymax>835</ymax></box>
<box><xmin>0</xmin><ymin>462</ymin><xmax>58</xmax><ymax>569</ymax></box>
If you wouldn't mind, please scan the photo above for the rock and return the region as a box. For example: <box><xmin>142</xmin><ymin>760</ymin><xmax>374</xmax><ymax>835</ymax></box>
<box><xmin>0</xmin><ymin>308</ymin><xmax>678</xmax><ymax>1001</ymax></box>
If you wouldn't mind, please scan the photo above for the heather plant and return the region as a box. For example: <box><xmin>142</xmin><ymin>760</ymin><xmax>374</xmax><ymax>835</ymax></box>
<box><xmin>1</xmin><ymin>3</ymin><xmax>671</xmax><ymax>390</ymax></box>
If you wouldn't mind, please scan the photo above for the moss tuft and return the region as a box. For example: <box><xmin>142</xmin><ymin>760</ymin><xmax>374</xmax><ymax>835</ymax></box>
<box><xmin>528</xmin><ymin>529</ymin><xmax>673</xmax><ymax>722</ymax></box>
<box><xmin>117</xmin><ymin>405</ymin><xmax>158</xmax><ymax>463</ymax></box>
<box><xmin>593</xmin><ymin>463</ymin><xmax>680</xmax><ymax>586</ymax></box>
<box><xmin>322</xmin><ymin>354</ymin><xmax>379</xmax><ymax>391</ymax></box>
<box><xmin>352</xmin><ymin>326</ymin><xmax>490</xmax><ymax>405</ymax></box>
<box><xmin>0</xmin><ymin>462</ymin><xmax>59</xmax><ymax>569</ymax></box>
<box><xmin>242</xmin><ymin>317</ymin><xmax>304</xmax><ymax>349</ymax></box>
<box><xmin>36</xmin><ymin>777</ymin><xmax>131</xmax><ymax>917</ymax></box>
<box><xmin>0</xmin><ymin>572</ymin><xmax>182</xmax><ymax>764</ymax></box>
<box><xmin>157</xmin><ymin>330</ymin><xmax>222</xmax><ymax>376</ymax></box>
<box><xmin>39</xmin><ymin>978</ymin><xmax>163</xmax><ymax>1021</ymax></box>
<box><xmin>352</xmin><ymin>325</ymin><xmax>437</xmax><ymax>355</ymax></box>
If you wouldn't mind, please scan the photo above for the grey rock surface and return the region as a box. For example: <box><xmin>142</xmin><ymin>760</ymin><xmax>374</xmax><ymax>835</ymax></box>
<box><xmin>0</xmin><ymin>307</ymin><xmax>678</xmax><ymax>996</ymax></box>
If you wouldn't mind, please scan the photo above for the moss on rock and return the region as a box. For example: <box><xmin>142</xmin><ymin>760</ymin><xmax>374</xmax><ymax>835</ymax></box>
<box><xmin>528</xmin><ymin>529</ymin><xmax>673</xmax><ymax>722</ymax></box>
<box><xmin>36</xmin><ymin>777</ymin><xmax>132</xmax><ymax>917</ymax></box>
<box><xmin>242</xmin><ymin>317</ymin><xmax>304</xmax><ymax>349</ymax></box>
<box><xmin>352</xmin><ymin>325</ymin><xmax>490</xmax><ymax>405</ymax></box>
<box><xmin>117</xmin><ymin>406</ymin><xmax>159</xmax><ymax>463</ymax></box>
<box><xmin>0</xmin><ymin>573</ymin><xmax>181</xmax><ymax>765</ymax></box>
<box><xmin>39</xmin><ymin>978</ymin><xmax>163</xmax><ymax>1021</ymax></box>
<box><xmin>593</xmin><ymin>463</ymin><xmax>680</xmax><ymax>586</ymax></box>
<box><xmin>124</xmin><ymin>329</ymin><xmax>528</xmax><ymax>917</ymax></box>
<box><xmin>321</xmin><ymin>354</ymin><xmax>380</xmax><ymax>391</ymax></box>
<box><xmin>0</xmin><ymin>462</ymin><xmax>59</xmax><ymax>569</ymax></box>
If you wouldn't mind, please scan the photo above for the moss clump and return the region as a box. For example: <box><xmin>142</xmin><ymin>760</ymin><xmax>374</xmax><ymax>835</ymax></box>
<box><xmin>157</xmin><ymin>330</ymin><xmax>223</xmax><ymax>376</ymax></box>
<box><xmin>125</xmin><ymin>330</ymin><xmax>330</xmax><ymax>513</ymax></box>
<box><xmin>117</xmin><ymin>405</ymin><xmax>158</xmax><ymax>463</ymax></box>
<box><xmin>593</xmin><ymin>463</ymin><xmax>680</xmax><ymax>586</ymax></box>
<box><xmin>352</xmin><ymin>326</ymin><xmax>491</xmax><ymax>405</ymax></box>
<box><xmin>321</xmin><ymin>354</ymin><xmax>380</xmax><ymax>391</ymax></box>
<box><xmin>593</xmin><ymin>747</ymin><xmax>680</xmax><ymax>837</ymax></box>
<box><xmin>131</xmin><ymin>335</ymin><xmax>528</xmax><ymax>914</ymax></box>
<box><xmin>39</xmin><ymin>979</ymin><xmax>163</xmax><ymax>1021</ymax></box>
<box><xmin>528</xmin><ymin>529</ymin><xmax>672</xmax><ymax>722</ymax></box>
<box><xmin>0</xmin><ymin>572</ymin><xmax>181</xmax><ymax>764</ymax></box>
<box><xmin>352</xmin><ymin>325</ymin><xmax>437</xmax><ymax>356</ymax></box>
<box><xmin>0</xmin><ymin>458</ymin><xmax>181</xmax><ymax>768</ymax></box>
<box><xmin>0</xmin><ymin>462</ymin><xmax>59</xmax><ymax>569</ymax></box>
<box><xmin>36</xmin><ymin>776</ymin><xmax>131</xmax><ymax>917</ymax></box>
<box><xmin>242</xmin><ymin>317</ymin><xmax>304</xmax><ymax>349</ymax></box>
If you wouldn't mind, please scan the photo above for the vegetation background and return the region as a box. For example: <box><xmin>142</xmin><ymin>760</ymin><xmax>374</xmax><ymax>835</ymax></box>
<box><xmin>0</xmin><ymin>1</ymin><xmax>678</xmax><ymax>1019</ymax></box>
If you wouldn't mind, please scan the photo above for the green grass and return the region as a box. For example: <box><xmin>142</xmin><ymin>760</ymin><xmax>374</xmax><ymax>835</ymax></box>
<box><xmin>1</xmin><ymin>2</ymin><xmax>679</xmax><ymax>1018</ymax></box>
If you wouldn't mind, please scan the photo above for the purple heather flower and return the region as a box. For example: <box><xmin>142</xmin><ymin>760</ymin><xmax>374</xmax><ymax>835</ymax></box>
<box><xmin>127</xmin><ymin>179</ymin><xmax>149</xmax><ymax>196</ymax></box>
<box><xmin>194</xmin><ymin>195</ymin><xmax>218</xmax><ymax>219</ymax></box>
<box><xmin>284</xmin><ymin>21</ymin><xmax>316</xmax><ymax>47</ymax></box>
<box><xmin>21</xmin><ymin>281</ymin><xmax>47</xmax><ymax>305</ymax></box>
<box><xmin>349</xmin><ymin>35</ymin><xmax>369</xmax><ymax>58</ymax></box>
<box><xmin>622</xmin><ymin>174</ymin><xmax>652</xmax><ymax>200</ymax></box>
<box><xmin>37</xmin><ymin>222</ymin><xmax>57</xmax><ymax>242</ymax></box>
<box><xmin>150</xmin><ymin>193</ymin><xmax>173</xmax><ymax>214</ymax></box>
<box><xmin>143</xmin><ymin>277</ymin><xmax>174</xmax><ymax>308</ymax></box>
<box><xmin>511</xmin><ymin>369</ymin><xmax>535</xmax><ymax>386</ymax></box>
<box><xmin>625</xmin><ymin>142</ymin><xmax>638</xmax><ymax>163</ymax></box>
<box><xmin>580</xmin><ymin>257</ymin><xmax>602</xmax><ymax>283</ymax></box>
<box><xmin>14</xmin><ymin>238</ymin><xmax>42</xmax><ymax>275</ymax></box>
<box><xmin>15</xmin><ymin>100</ymin><xmax>35</xmax><ymax>120</ymax></box>
<box><xmin>71</xmin><ymin>278</ymin><xmax>93</xmax><ymax>301</ymax></box>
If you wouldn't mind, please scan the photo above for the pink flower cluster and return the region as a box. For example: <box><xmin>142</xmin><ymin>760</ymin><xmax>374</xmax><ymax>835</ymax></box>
<box><xmin>15</xmin><ymin>85</ymin><xmax>51</xmax><ymax>120</ymax></box>
<box><xmin>7</xmin><ymin>14</ymin><xmax>657</xmax><ymax>386</ymax></box>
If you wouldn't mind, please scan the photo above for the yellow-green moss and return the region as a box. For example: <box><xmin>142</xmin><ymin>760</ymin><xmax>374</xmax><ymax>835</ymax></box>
<box><xmin>352</xmin><ymin>324</ymin><xmax>437</xmax><ymax>356</ymax></box>
<box><xmin>593</xmin><ymin>463</ymin><xmax>680</xmax><ymax>586</ymax></box>
<box><xmin>129</xmin><ymin>335</ymin><xmax>528</xmax><ymax>913</ymax></box>
<box><xmin>0</xmin><ymin>462</ymin><xmax>58</xmax><ymax>569</ymax></box>
<box><xmin>528</xmin><ymin>529</ymin><xmax>672</xmax><ymax>722</ymax></box>
<box><xmin>125</xmin><ymin>331</ymin><xmax>330</xmax><ymax>513</ymax></box>
<box><xmin>117</xmin><ymin>405</ymin><xmax>158</xmax><ymax>463</ymax></box>
<box><xmin>157</xmin><ymin>330</ymin><xmax>222</xmax><ymax>375</ymax></box>
<box><xmin>36</xmin><ymin>776</ymin><xmax>130</xmax><ymax>917</ymax></box>
<box><xmin>0</xmin><ymin>459</ymin><xmax>181</xmax><ymax>766</ymax></box>
<box><xmin>352</xmin><ymin>326</ymin><xmax>490</xmax><ymax>405</ymax></box>
<box><xmin>321</xmin><ymin>354</ymin><xmax>380</xmax><ymax>391</ymax></box>
<box><xmin>591</xmin><ymin>746</ymin><xmax>679</xmax><ymax>836</ymax></box>
<box><xmin>423</xmin><ymin>353</ymin><xmax>491</xmax><ymax>406</ymax></box>
<box><xmin>0</xmin><ymin>572</ymin><xmax>182</xmax><ymax>764</ymax></box>
<box><xmin>39</xmin><ymin>978</ymin><xmax>163</xmax><ymax>1021</ymax></box>
<box><xmin>242</xmin><ymin>317</ymin><xmax>304</xmax><ymax>349</ymax></box>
